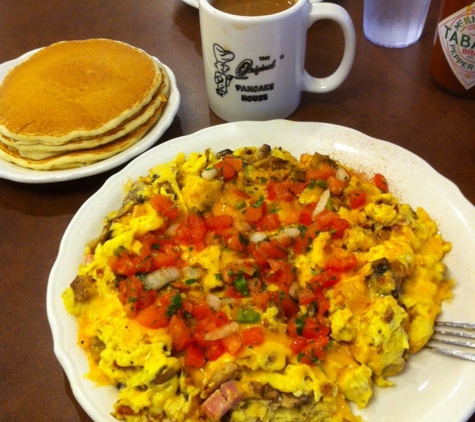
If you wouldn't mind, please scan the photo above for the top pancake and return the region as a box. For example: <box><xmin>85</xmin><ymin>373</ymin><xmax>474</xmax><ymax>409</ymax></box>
<box><xmin>0</xmin><ymin>39</ymin><xmax>162</xmax><ymax>144</ymax></box>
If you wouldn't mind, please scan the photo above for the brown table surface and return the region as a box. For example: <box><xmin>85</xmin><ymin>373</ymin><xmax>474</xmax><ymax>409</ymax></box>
<box><xmin>1</xmin><ymin>0</ymin><xmax>474</xmax><ymax>421</ymax></box>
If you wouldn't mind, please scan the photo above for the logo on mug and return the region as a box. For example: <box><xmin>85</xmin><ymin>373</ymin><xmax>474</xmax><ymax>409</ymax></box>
<box><xmin>213</xmin><ymin>43</ymin><xmax>281</xmax><ymax>102</ymax></box>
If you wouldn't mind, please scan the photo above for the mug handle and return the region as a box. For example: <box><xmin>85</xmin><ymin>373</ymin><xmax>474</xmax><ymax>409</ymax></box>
<box><xmin>303</xmin><ymin>3</ymin><xmax>356</xmax><ymax>93</ymax></box>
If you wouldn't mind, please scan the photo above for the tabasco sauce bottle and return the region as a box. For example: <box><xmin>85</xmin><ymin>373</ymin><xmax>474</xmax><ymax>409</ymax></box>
<box><xmin>429</xmin><ymin>0</ymin><xmax>475</xmax><ymax>98</ymax></box>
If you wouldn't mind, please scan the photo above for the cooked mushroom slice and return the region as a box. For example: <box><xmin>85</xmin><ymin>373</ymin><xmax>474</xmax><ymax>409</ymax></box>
<box><xmin>113</xmin><ymin>181</ymin><xmax>148</xmax><ymax>220</ymax></box>
<box><xmin>372</xmin><ymin>257</ymin><xmax>392</xmax><ymax>275</ymax></box>
<box><xmin>256</xmin><ymin>143</ymin><xmax>271</xmax><ymax>158</ymax></box>
<box><xmin>151</xmin><ymin>360</ymin><xmax>181</xmax><ymax>385</ymax></box>
<box><xmin>308</xmin><ymin>152</ymin><xmax>338</xmax><ymax>170</ymax></box>
<box><xmin>240</xmin><ymin>144</ymin><xmax>272</xmax><ymax>164</ymax></box>
<box><xmin>216</xmin><ymin>148</ymin><xmax>234</xmax><ymax>159</ymax></box>
<box><xmin>87</xmin><ymin>181</ymin><xmax>148</xmax><ymax>252</ymax></box>
<box><xmin>367</xmin><ymin>257</ymin><xmax>405</xmax><ymax>297</ymax></box>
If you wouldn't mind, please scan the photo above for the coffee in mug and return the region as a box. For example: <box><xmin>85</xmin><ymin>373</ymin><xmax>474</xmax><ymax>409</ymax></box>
<box><xmin>211</xmin><ymin>0</ymin><xmax>296</xmax><ymax>17</ymax></box>
<box><xmin>199</xmin><ymin>0</ymin><xmax>356</xmax><ymax>122</ymax></box>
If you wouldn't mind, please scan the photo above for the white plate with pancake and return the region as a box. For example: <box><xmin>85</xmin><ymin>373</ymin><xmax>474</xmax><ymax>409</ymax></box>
<box><xmin>47</xmin><ymin>120</ymin><xmax>475</xmax><ymax>422</ymax></box>
<box><xmin>0</xmin><ymin>48</ymin><xmax>180</xmax><ymax>184</ymax></box>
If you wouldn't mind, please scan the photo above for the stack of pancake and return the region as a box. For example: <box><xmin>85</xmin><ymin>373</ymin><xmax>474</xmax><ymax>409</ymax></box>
<box><xmin>0</xmin><ymin>39</ymin><xmax>170</xmax><ymax>170</ymax></box>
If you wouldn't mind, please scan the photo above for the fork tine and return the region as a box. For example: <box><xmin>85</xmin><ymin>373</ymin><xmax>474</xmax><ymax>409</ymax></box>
<box><xmin>434</xmin><ymin>321</ymin><xmax>475</xmax><ymax>329</ymax></box>
<box><xmin>433</xmin><ymin>328</ymin><xmax>475</xmax><ymax>340</ymax></box>
<box><xmin>429</xmin><ymin>336</ymin><xmax>475</xmax><ymax>349</ymax></box>
<box><xmin>425</xmin><ymin>345</ymin><xmax>475</xmax><ymax>362</ymax></box>
<box><xmin>425</xmin><ymin>322</ymin><xmax>475</xmax><ymax>362</ymax></box>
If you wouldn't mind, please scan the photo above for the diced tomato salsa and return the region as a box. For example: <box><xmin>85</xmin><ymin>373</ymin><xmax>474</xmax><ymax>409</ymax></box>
<box><xmin>106</xmin><ymin>148</ymin><xmax>383</xmax><ymax>368</ymax></box>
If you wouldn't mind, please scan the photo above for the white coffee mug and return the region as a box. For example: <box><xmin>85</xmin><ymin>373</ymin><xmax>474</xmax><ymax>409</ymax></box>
<box><xmin>199</xmin><ymin>0</ymin><xmax>356</xmax><ymax>122</ymax></box>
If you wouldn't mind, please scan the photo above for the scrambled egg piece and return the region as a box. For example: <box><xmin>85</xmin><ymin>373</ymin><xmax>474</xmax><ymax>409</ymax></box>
<box><xmin>63</xmin><ymin>145</ymin><xmax>453</xmax><ymax>422</ymax></box>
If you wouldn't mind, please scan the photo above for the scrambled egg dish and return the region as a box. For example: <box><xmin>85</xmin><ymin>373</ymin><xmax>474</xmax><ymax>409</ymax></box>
<box><xmin>63</xmin><ymin>145</ymin><xmax>453</xmax><ymax>422</ymax></box>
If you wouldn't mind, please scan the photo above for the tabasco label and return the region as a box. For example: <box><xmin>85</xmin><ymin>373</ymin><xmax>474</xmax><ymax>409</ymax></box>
<box><xmin>438</xmin><ymin>3</ymin><xmax>475</xmax><ymax>90</ymax></box>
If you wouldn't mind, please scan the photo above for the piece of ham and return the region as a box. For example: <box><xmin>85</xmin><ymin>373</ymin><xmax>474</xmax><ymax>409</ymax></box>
<box><xmin>201</xmin><ymin>381</ymin><xmax>243</xmax><ymax>421</ymax></box>
<box><xmin>201</xmin><ymin>389</ymin><xmax>231</xmax><ymax>421</ymax></box>
<box><xmin>219</xmin><ymin>381</ymin><xmax>243</xmax><ymax>407</ymax></box>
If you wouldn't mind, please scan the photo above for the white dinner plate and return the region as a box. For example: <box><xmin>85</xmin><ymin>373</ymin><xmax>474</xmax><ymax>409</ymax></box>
<box><xmin>47</xmin><ymin>120</ymin><xmax>475</xmax><ymax>422</ymax></box>
<box><xmin>180</xmin><ymin>0</ymin><xmax>324</xmax><ymax>9</ymax></box>
<box><xmin>0</xmin><ymin>48</ymin><xmax>180</xmax><ymax>184</ymax></box>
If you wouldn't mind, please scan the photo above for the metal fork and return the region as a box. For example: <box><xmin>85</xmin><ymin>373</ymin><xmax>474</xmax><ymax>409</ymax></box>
<box><xmin>425</xmin><ymin>322</ymin><xmax>475</xmax><ymax>362</ymax></box>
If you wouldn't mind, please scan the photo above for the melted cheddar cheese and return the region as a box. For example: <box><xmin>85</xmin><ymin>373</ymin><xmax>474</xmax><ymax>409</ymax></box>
<box><xmin>63</xmin><ymin>145</ymin><xmax>453</xmax><ymax>422</ymax></box>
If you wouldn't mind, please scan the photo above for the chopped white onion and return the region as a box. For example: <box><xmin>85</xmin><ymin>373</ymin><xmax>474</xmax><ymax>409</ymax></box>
<box><xmin>206</xmin><ymin>293</ymin><xmax>222</xmax><ymax>311</ymax></box>
<box><xmin>336</xmin><ymin>166</ymin><xmax>350</xmax><ymax>182</ymax></box>
<box><xmin>204</xmin><ymin>321</ymin><xmax>240</xmax><ymax>341</ymax></box>
<box><xmin>143</xmin><ymin>267</ymin><xmax>181</xmax><ymax>290</ymax></box>
<box><xmin>249</xmin><ymin>231</ymin><xmax>268</xmax><ymax>243</ymax></box>
<box><xmin>274</xmin><ymin>227</ymin><xmax>301</xmax><ymax>240</ymax></box>
<box><xmin>164</xmin><ymin>221</ymin><xmax>180</xmax><ymax>236</ymax></box>
<box><xmin>183</xmin><ymin>265</ymin><xmax>203</xmax><ymax>280</ymax></box>
<box><xmin>312</xmin><ymin>189</ymin><xmax>331</xmax><ymax>219</ymax></box>
<box><xmin>234</xmin><ymin>220</ymin><xmax>252</xmax><ymax>232</ymax></box>
<box><xmin>201</xmin><ymin>167</ymin><xmax>218</xmax><ymax>180</ymax></box>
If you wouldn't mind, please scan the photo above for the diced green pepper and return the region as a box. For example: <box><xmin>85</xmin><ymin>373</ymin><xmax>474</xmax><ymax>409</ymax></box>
<box><xmin>237</xmin><ymin>308</ymin><xmax>261</xmax><ymax>323</ymax></box>
<box><xmin>234</xmin><ymin>276</ymin><xmax>249</xmax><ymax>296</ymax></box>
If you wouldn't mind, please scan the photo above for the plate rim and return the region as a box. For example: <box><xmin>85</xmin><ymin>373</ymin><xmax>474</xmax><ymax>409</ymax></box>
<box><xmin>181</xmin><ymin>0</ymin><xmax>198</xmax><ymax>8</ymax></box>
<box><xmin>47</xmin><ymin>120</ymin><xmax>475</xmax><ymax>422</ymax></box>
<box><xmin>180</xmin><ymin>0</ymin><xmax>325</xmax><ymax>8</ymax></box>
<box><xmin>0</xmin><ymin>47</ymin><xmax>180</xmax><ymax>184</ymax></box>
